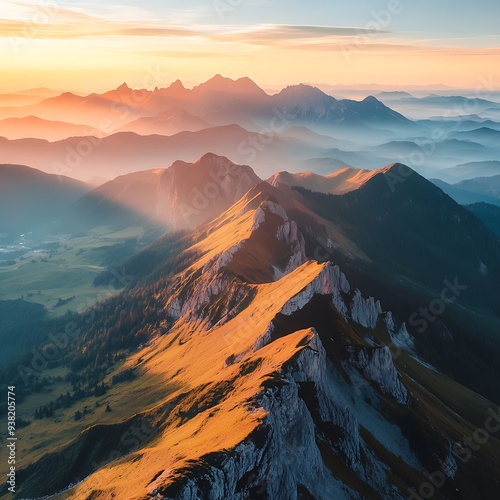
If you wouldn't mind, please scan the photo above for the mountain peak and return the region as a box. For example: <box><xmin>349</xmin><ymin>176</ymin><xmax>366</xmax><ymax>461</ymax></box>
<box><xmin>169</xmin><ymin>79</ymin><xmax>185</xmax><ymax>90</ymax></box>
<box><xmin>377</xmin><ymin>91</ymin><xmax>414</xmax><ymax>98</ymax></box>
<box><xmin>116</xmin><ymin>82</ymin><xmax>131</xmax><ymax>92</ymax></box>
<box><xmin>200</xmin><ymin>74</ymin><xmax>232</xmax><ymax>88</ymax></box>
<box><xmin>380</xmin><ymin>162</ymin><xmax>416</xmax><ymax>175</ymax></box>
<box><xmin>279</xmin><ymin>83</ymin><xmax>330</xmax><ymax>97</ymax></box>
<box><xmin>196</xmin><ymin>75</ymin><xmax>266</xmax><ymax>96</ymax></box>
<box><xmin>360</xmin><ymin>95</ymin><xmax>387</xmax><ymax>109</ymax></box>
<box><xmin>234</xmin><ymin>76</ymin><xmax>267</xmax><ymax>94</ymax></box>
<box><xmin>100</xmin><ymin>82</ymin><xmax>149</xmax><ymax>102</ymax></box>
<box><xmin>275</xmin><ymin>84</ymin><xmax>336</xmax><ymax>110</ymax></box>
<box><xmin>193</xmin><ymin>152</ymin><xmax>237</xmax><ymax>169</ymax></box>
<box><xmin>160</xmin><ymin>153</ymin><xmax>261</xmax><ymax>229</ymax></box>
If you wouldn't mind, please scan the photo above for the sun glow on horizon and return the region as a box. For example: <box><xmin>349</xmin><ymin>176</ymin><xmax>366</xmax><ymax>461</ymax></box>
<box><xmin>1</xmin><ymin>0</ymin><xmax>499</xmax><ymax>93</ymax></box>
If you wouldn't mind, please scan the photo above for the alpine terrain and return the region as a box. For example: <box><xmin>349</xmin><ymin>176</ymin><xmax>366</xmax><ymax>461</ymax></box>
<box><xmin>2</xmin><ymin>154</ymin><xmax>499</xmax><ymax>500</ymax></box>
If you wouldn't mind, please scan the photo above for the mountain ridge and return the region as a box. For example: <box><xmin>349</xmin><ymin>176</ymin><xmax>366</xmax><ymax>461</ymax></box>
<box><xmin>2</xmin><ymin>154</ymin><xmax>500</xmax><ymax>499</ymax></box>
<box><xmin>5</xmin><ymin>157</ymin><xmax>500</xmax><ymax>498</ymax></box>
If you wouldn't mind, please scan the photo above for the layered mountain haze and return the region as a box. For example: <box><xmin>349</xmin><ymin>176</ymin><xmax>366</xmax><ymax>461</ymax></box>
<box><xmin>0</xmin><ymin>125</ymin><xmax>306</xmax><ymax>181</ymax></box>
<box><xmin>447</xmin><ymin>126</ymin><xmax>500</xmax><ymax>147</ymax></box>
<box><xmin>68</xmin><ymin>168</ymin><xmax>169</xmax><ymax>231</ymax></box>
<box><xmin>116</xmin><ymin>109</ymin><xmax>212</xmax><ymax>136</ymax></box>
<box><xmin>441</xmin><ymin>161</ymin><xmax>500</xmax><ymax>182</ymax></box>
<box><xmin>2</xmin><ymin>0</ymin><xmax>500</xmax><ymax>494</ymax></box>
<box><xmin>1</xmin><ymin>76</ymin><xmax>498</xmax><ymax>184</ymax></box>
<box><xmin>0</xmin><ymin>88</ymin><xmax>61</xmax><ymax>107</ymax></box>
<box><xmin>0</xmin><ymin>76</ymin><xmax>418</xmax><ymax>139</ymax></box>
<box><xmin>432</xmin><ymin>176</ymin><xmax>500</xmax><ymax>206</ymax></box>
<box><xmin>278</xmin><ymin>126</ymin><xmax>356</xmax><ymax>150</ymax></box>
<box><xmin>376</xmin><ymin>94</ymin><xmax>500</xmax><ymax>121</ymax></box>
<box><xmin>0</xmin><ymin>116</ymin><xmax>100</xmax><ymax>142</ymax></box>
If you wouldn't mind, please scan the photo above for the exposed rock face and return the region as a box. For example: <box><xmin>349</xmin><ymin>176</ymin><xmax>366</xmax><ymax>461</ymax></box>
<box><xmin>279</xmin><ymin>264</ymin><xmax>350</xmax><ymax>317</ymax></box>
<box><xmin>162</xmin><ymin>388</ymin><xmax>351</xmax><ymax>499</ymax></box>
<box><xmin>203</xmin><ymin>243</ymin><xmax>243</xmax><ymax>279</ymax></box>
<box><xmin>161</xmin><ymin>329</ymin><xmax>416</xmax><ymax>499</ymax></box>
<box><xmin>160</xmin><ymin>331</ymin><xmax>356</xmax><ymax>500</ymax></box>
<box><xmin>166</xmin><ymin>199</ymin><xmax>310</xmax><ymax>324</ymax></box>
<box><xmin>276</xmin><ymin>220</ymin><xmax>307</xmax><ymax>275</ymax></box>
<box><xmin>252</xmin><ymin>200</ymin><xmax>288</xmax><ymax>231</ymax></box>
<box><xmin>292</xmin><ymin>333</ymin><xmax>362</xmax><ymax>469</ymax></box>
<box><xmin>149</xmin><ymin>209</ymin><xmax>436</xmax><ymax>499</ymax></box>
<box><xmin>165</xmin><ymin>248</ymin><xmax>255</xmax><ymax>329</ymax></box>
<box><xmin>351</xmin><ymin>346</ymin><xmax>409</xmax><ymax>404</ymax></box>
<box><xmin>254</xmin><ymin>200</ymin><xmax>307</xmax><ymax>277</ymax></box>
<box><xmin>385</xmin><ymin>310</ymin><xmax>396</xmax><ymax>333</ymax></box>
<box><xmin>350</xmin><ymin>289</ymin><xmax>382</xmax><ymax>329</ymax></box>
<box><xmin>165</xmin><ymin>273</ymin><xmax>228</xmax><ymax>322</ymax></box>
<box><xmin>392</xmin><ymin>322</ymin><xmax>414</xmax><ymax>352</ymax></box>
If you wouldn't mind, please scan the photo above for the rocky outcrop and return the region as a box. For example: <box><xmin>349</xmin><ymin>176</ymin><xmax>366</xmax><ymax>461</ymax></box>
<box><xmin>161</xmin><ymin>239</ymin><xmax>420</xmax><ymax>498</ymax></box>
<box><xmin>351</xmin><ymin>346</ymin><xmax>409</xmax><ymax>404</ymax></box>
<box><xmin>166</xmin><ymin>201</ymin><xmax>308</xmax><ymax>325</ymax></box>
<box><xmin>292</xmin><ymin>333</ymin><xmax>361</xmax><ymax>468</ymax></box>
<box><xmin>165</xmin><ymin>273</ymin><xmax>229</xmax><ymax>322</ymax></box>
<box><xmin>160</xmin><ymin>332</ymin><xmax>355</xmax><ymax>500</ymax></box>
<box><xmin>279</xmin><ymin>263</ymin><xmax>350</xmax><ymax>317</ymax></box>
<box><xmin>350</xmin><ymin>289</ymin><xmax>382</xmax><ymax>329</ymax></box>
<box><xmin>441</xmin><ymin>441</ymin><xmax>458</xmax><ymax>479</ymax></box>
<box><xmin>276</xmin><ymin>220</ymin><xmax>307</xmax><ymax>275</ymax></box>
<box><xmin>202</xmin><ymin>243</ymin><xmax>242</xmax><ymax>279</ymax></box>
<box><xmin>165</xmin><ymin>269</ymin><xmax>253</xmax><ymax>329</ymax></box>
<box><xmin>251</xmin><ymin>200</ymin><xmax>288</xmax><ymax>231</ymax></box>
<box><xmin>161</xmin><ymin>328</ymin><xmax>417</xmax><ymax>499</ymax></box>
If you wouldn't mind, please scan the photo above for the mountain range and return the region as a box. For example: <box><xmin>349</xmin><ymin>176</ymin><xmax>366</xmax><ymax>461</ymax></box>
<box><xmin>0</xmin><ymin>76</ymin><xmax>417</xmax><ymax>142</ymax></box>
<box><xmin>1</xmin><ymin>73</ymin><xmax>500</xmax><ymax>500</ymax></box>
<box><xmin>0</xmin><ymin>125</ymin><xmax>313</xmax><ymax>182</ymax></box>
<box><xmin>432</xmin><ymin>175</ymin><xmax>500</xmax><ymax>206</ymax></box>
<box><xmin>1</xmin><ymin>76</ymin><xmax>499</xmax><ymax>187</ymax></box>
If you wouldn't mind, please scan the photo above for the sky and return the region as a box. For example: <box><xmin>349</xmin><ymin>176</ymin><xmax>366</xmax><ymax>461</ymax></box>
<box><xmin>1</xmin><ymin>0</ymin><xmax>499</xmax><ymax>92</ymax></box>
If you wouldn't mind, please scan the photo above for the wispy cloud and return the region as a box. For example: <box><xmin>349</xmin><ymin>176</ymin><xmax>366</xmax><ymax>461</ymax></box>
<box><xmin>281</xmin><ymin>40</ymin><xmax>500</xmax><ymax>57</ymax></box>
<box><xmin>1</xmin><ymin>2</ymin><xmax>498</xmax><ymax>59</ymax></box>
<box><xmin>212</xmin><ymin>23</ymin><xmax>388</xmax><ymax>46</ymax></box>
<box><xmin>0</xmin><ymin>6</ymin><xmax>202</xmax><ymax>39</ymax></box>
<box><xmin>0</xmin><ymin>3</ymin><xmax>388</xmax><ymax>43</ymax></box>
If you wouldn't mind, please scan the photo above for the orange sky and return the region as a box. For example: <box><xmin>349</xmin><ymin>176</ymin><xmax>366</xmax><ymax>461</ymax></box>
<box><xmin>1</xmin><ymin>1</ymin><xmax>499</xmax><ymax>93</ymax></box>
